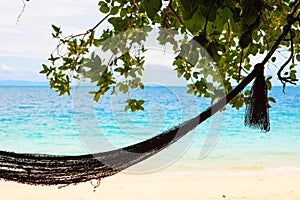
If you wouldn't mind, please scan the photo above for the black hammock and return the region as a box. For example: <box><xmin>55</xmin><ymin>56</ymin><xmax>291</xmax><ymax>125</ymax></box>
<box><xmin>0</xmin><ymin>67</ymin><xmax>259</xmax><ymax>186</ymax></box>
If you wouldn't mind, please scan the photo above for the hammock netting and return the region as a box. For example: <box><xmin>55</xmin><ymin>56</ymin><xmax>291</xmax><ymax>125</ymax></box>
<box><xmin>0</xmin><ymin>68</ymin><xmax>258</xmax><ymax>186</ymax></box>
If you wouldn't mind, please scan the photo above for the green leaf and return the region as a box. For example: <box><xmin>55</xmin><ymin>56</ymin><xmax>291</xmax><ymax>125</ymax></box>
<box><xmin>244</xmin><ymin>89</ymin><xmax>251</xmax><ymax>96</ymax></box>
<box><xmin>131</xmin><ymin>105</ymin><xmax>137</xmax><ymax>112</ymax></box>
<box><xmin>206</xmin><ymin>42</ymin><xmax>220</xmax><ymax>62</ymax></box>
<box><xmin>265</xmin><ymin>78</ymin><xmax>272</xmax><ymax>90</ymax></box>
<box><xmin>123</xmin><ymin>84</ymin><xmax>129</xmax><ymax>93</ymax></box>
<box><xmin>115</xmin><ymin>67</ymin><xmax>124</xmax><ymax>73</ymax></box>
<box><xmin>110</xmin><ymin>6</ymin><xmax>119</xmax><ymax>15</ymax></box>
<box><xmin>120</xmin><ymin>8</ymin><xmax>128</xmax><ymax>18</ymax></box>
<box><xmin>100</xmin><ymin>5</ymin><xmax>110</xmax><ymax>13</ymax></box>
<box><xmin>215</xmin><ymin>7</ymin><xmax>233</xmax><ymax>27</ymax></box>
<box><xmin>51</xmin><ymin>25</ymin><xmax>60</xmax><ymax>33</ymax></box>
<box><xmin>40</xmin><ymin>64</ymin><xmax>49</xmax><ymax>74</ymax></box>
<box><xmin>98</xmin><ymin>1</ymin><xmax>106</xmax><ymax>6</ymax></box>
<box><xmin>268</xmin><ymin>97</ymin><xmax>276</xmax><ymax>103</ymax></box>
<box><xmin>290</xmin><ymin>71</ymin><xmax>297</xmax><ymax>80</ymax></box>
<box><xmin>239</xmin><ymin>32</ymin><xmax>252</xmax><ymax>49</ymax></box>
<box><xmin>182</xmin><ymin>8</ymin><xmax>206</xmax><ymax>34</ymax></box>
<box><xmin>108</xmin><ymin>17</ymin><xmax>128</xmax><ymax>31</ymax></box>
<box><xmin>93</xmin><ymin>39</ymin><xmax>101</xmax><ymax>47</ymax></box>
<box><xmin>139</xmin><ymin>83</ymin><xmax>144</xmax><ymax>89</ymax></box>
<box><xmin>125</xmin><ymin>105</ymin><xmax>130</xmax><ymax>112</ymax></box>
<box><xmin>193</xmin><ymin>72</ymin><xmax>199</xmax><ymax>79</ymax></box>
<box><xmin>94</xmin><ymin>92</ymin><xmax>101</xmax><ymax>102</ymax></box>
<box><xmin>137</xmin><ymin>100</ymin><xmax>145</xmax><ymax>105</ymax></box>
<box><xmin>184</xmin><ymin>73</ymin><xmax>191</xmax><ymax>80</ymax></box>
<box><xmin>42</xmin><ymin>64</ymin><xmax>49</xmax><ymax>70</ymax></box>
<box><xmin>234</xmin><ymin>100</ymin><xmax>244</xmax><ymax>109</ymax></box>
<box><xmin>296</xmin><ymin>54</ymin><xmax>300</xmax><ymax>62</ymax></box>
<box><xmin>144</xmin><ymin>0</ymin><xmax>162</xmax><ymax>20</ymax></box>
<box><xmin>243</xmin><ymin>7</ymin><xmax>258</xmax><ymax>25</ymax></box>
<box><xmin>204</xmin><ymin>92</ymin><xmax>210</xmax><ymax>98</ymax></box>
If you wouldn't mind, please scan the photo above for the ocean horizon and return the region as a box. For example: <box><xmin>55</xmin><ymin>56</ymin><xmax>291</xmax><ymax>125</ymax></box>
<box><xmin>0</xmin><ymin>85</ymin><xmax>299</xmax><ymax>173</ymax></box>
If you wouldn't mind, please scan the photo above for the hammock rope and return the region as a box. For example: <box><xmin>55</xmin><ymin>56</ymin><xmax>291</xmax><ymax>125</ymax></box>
<box><xmin>0</xmin><ymin>7</ymin><xmax>298</xmax><ymax>186</ymax></box>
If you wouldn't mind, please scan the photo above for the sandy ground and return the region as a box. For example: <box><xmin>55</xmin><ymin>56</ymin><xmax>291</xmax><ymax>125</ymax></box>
<box><xmin>1</xmin><ymin>169</ymin><xmax>300</xmax><ymax>200</ymax></box>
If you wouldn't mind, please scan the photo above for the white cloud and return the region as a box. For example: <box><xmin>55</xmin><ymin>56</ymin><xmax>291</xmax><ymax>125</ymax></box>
<box><xmin>0</xmin><ymin>63</ymin><xmax>42</xmax><ymax>81</ymax></box>
<box><xmin>0</xmin><ymin>64</ymin><xmax>17</xmax><ymax>72</ymax></box>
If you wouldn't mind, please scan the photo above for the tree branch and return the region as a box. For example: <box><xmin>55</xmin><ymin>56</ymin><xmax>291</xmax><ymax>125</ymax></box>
<box><xmin>162</xmin><ymin>0</ymin><xmax>183</xmax><ymax>28</ymax></box>
<box><xmin>203</xmin><ymin>0</ymin><xmax>214</xmax><ymax>35</ymax></box>
<box><xmin>168</xmin><ymin>1</ymin><xmax>183</xmax><ymax>25</ymax></box>
<box><xmin>52</xmin><ymin>13</ymin><xmax>111</xmax><ymax>57</ymax></box>
<box><xmin>63</xmin><ymin>13</ymin><xmax>111</xmax><ymax>41</ymax></box>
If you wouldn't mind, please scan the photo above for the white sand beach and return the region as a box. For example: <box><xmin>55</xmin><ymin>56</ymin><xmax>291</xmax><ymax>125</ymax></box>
<box><xmin>1</xmin><ymin>169</ymin><xmax>300</xmax><ymax>200</ymax></box>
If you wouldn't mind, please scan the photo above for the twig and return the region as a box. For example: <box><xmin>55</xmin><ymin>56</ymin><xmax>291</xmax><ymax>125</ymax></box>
<box><xmin>259</xmin><ymin>30</ymin><xmax>269</xmax><ymax>50</ymax></box>
<box><xmin>238</xmin><ymin>49</ymin><xmax>244</xmax><ymax>82</ymax></box>
<box><xmin>278</xmin><ymin>49</ymin><xmax>289</xmax><ymax>59</ymax></box>
<box><xmin>277</xmin><ymin>29</ymin><xmax>298</xmax><ymax>91</ymax></box>
<box><xmin>168</xmin><ymin>1</ymin><xmax>183</xmax><ymax>25</ymax></box>
<box><xmin>58</xmin><ymin>183</ymin><xmax>70</xmax><ymax>189</ymax></box>
<box><xmin>91</xmin><ymin>179</ymin><xmax>101</xmax><ymax>192</ymax></box>
<box><xmin>162</xmin><ymin>0</ymin><xmax>183</xmax><ymax>28</ymax></box>
<box><xmin>52</xmin><ymin>13</ymin><xmax>111</xmax><ymax>57</ymax></box>
<box><xmin>290</xmin><ymin>0</ymin><xmax>300</xmax><ymax>14</ymax></box>
<box><xmin>64</xmin><ymin>13</ymin><xmax>111</xmax><ymax>41</ymax></box>
<box><xmin>132</xmin><ymin>0</ymin><xmax>139</xmax><ymax>9</ymax></box>
<box><xmin>16</xmin><ymin>0</ymin><xmax>27</xmax><ymax>25</ymax></box>
<box><xmin>162</xmin><ymin>1</ymin><xmax>172</xmax><ymax>28</ymax></box>
<box><xmin>204</xmin><ymin>0</ymin><xmax>214</xmax><ymax>35</ymax></box>
<box><xmin>227</xmin><ymin>22</ymin><xmax>231</xmax><ymax>42</ymax></box>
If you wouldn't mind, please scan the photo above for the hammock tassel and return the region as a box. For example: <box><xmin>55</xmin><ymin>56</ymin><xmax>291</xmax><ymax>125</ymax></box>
<box><xmin>245</xmin><ymin>64</ymin><xmax>270</xmax><ymax>132</ymax></box>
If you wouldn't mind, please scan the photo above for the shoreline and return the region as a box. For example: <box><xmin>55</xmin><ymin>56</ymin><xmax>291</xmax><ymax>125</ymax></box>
<box><xmin>1</xmin><ymin>168</ymin><xmax>300</xmax><ymax>200</ymax></box>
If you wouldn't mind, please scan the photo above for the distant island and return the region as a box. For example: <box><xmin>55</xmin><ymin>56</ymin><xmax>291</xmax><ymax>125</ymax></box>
<box><xmin>0</xmin><ymin>80</ymin><xmax>48</xmax><ymax>86</ymax></box>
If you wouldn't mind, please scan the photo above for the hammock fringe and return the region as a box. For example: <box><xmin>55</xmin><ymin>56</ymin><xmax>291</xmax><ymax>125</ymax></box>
<box><xmin>245</xmin><ymin>64</ymin><xmax>270</xmax><ymax>132</ymax></box>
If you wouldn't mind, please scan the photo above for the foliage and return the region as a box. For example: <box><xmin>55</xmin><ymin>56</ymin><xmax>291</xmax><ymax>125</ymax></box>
<box><xmin>39</xmin><ymin>0</ymin><xmax>300</xmax><ymax>111</ymax></box>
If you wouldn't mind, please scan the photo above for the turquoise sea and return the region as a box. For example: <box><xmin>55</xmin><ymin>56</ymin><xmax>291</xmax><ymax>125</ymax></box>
<box><xmin>0</xmin><ymin>86</ymin><xmax>299</xmax><ymax>173</ymax></box>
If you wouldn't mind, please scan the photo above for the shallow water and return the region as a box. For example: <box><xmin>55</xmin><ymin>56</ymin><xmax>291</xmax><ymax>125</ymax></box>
<box><xmin>0</xmin><ymin>86</ymin><xmax>299</xmax><ymax>172</ymax></box>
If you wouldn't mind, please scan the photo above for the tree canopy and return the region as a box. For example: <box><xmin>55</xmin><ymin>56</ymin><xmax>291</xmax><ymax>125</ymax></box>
<box><xmin>39</xmin><ymin>0</ymin><xmax>300</xmax><ymax>111</ymax></box>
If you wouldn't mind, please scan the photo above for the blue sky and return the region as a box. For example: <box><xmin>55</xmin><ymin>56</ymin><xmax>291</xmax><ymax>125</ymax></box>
<box><xmin>0</xmin><ymin>0</ymin><xmax>299</xmax><ymax>86</ymax></box>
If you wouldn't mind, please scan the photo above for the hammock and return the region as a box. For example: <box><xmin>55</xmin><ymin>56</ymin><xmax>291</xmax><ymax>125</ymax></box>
<box><xmin>0</xmin><ymin>67</ymin><xmax>258</xmax><ymax>186</ymax></box>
